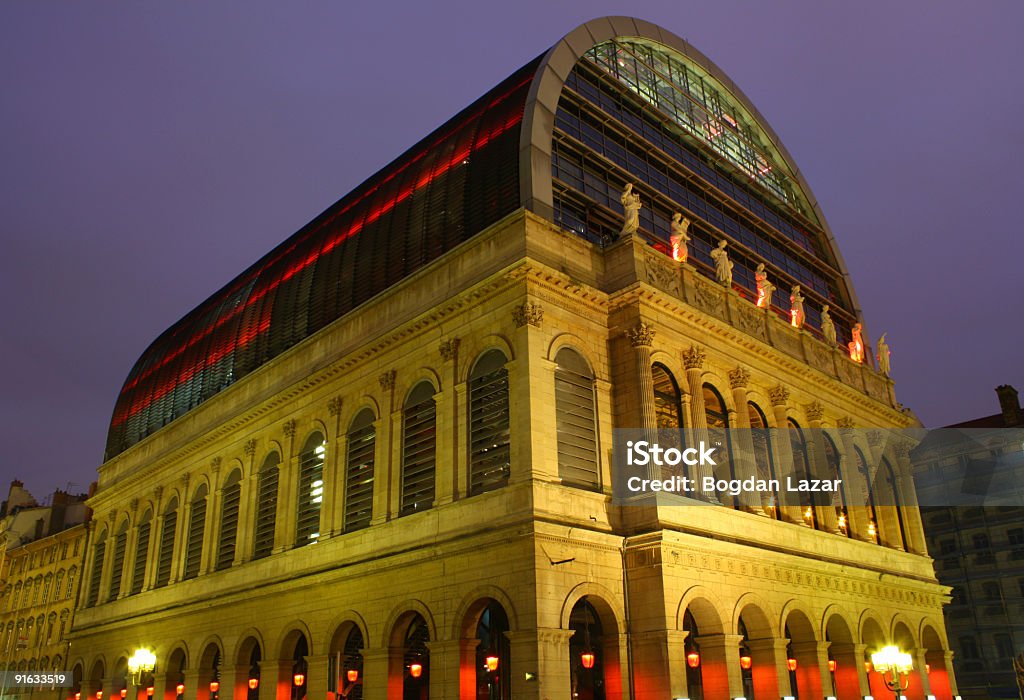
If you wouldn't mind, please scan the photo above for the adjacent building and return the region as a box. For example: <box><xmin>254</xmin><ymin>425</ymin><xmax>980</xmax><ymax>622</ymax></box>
<box><xmin>68</xmin><ymin>17</ymin><xmax>956</xmax><ymax>700</ymax></box>
<box><xmin>1</xmin><ymin>482</ymin><xmax>90</xmax><ymax>694</ymax></box>
<box><xmin>914</xmin><ymin>385</ymin><xmax>1024</xmax><ymax>700</ymax></box>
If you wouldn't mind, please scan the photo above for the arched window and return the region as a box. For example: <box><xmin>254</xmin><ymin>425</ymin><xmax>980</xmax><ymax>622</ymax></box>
<box><xmin>469</xmin><ymin>350</ymin><xmax>511</xmax><ymax>495</ymax></box>
<box><xmin>823</xmin><ymin>435</ymin><xmax>849</xmax><ymax>537</ymax></box>
<box><xmin>855</xmin><ymin>448</ymin><xmax>879</xmax><ymax>544</ymax></box>
<box><xmin>555</xmin><ymin>348</ymin><xmax>599</xmax><ymax>489</ymax></box>
<box><xmin>53</xmin><ymin>571</ymin><xmax>64</xmax><ymax>603</ymax></box>
<box><xmin>568</xmin><ymin>598</ymin><xmax>605</xmax><ymax>700</ymax></box>
<box><xmin>130</xmin><ymin>511</ymin><xmax>151</xmax><ymax>595</ymax></box>
<box><xmin>85</xmin><ymin>531</ymin><xmax>106</xmax><ymax>607</ymax></box>
<box><xmin>749</xmin><ymin>402</ymin><xmax>779</xmax><ymax>518</ymax></box>
<box><xmin>788</xmin><ymin>419</ymin><xmax>816</xmax><ymax>528</ymax></box>
<box><xmin>253</xmin><ymin>453</ymin><xmax>280</xmax><ymax>560</ymax></box>
<box><xmin>182</xmin><ymin>484</ymin><xmax>208</xmax><ymax>580</ymax></box>
<box><xmin>65</xmin><ymin>567</ymin><xmax>76</xmax><ymax>599</ymax></box>
<box><xmin>108</xmin><ymin>521</ymin><xmax>128</xmax><ymax>599</ymax></box>
<box><xmin>296</xmin><ymin>433</ymin><xmax>326</xmax><ymax>545</ymax></box>
<box><xmin>703</xmin><ymin>384</ymin><xmax>734</xmax><ymax>493</ymax></box>
<box><xmin>402</xmin><ymin>382</ymin><xmax>437</xmax><ymax>515</ymax></box>
<box><xmin>155</xmin><ymin>497</ymin><xmax>178</xmax><ymax>588</ymax></box>
<box><xmin>402</xmin><ymin>615</ymin><xmax>430</xmax><ymax>697</ymax></box>
<box><xmin>344</xmin><ymin>409</ymin><xmax>376</xmax><ymax>532</ymax></box>
<box><xmin>41</xmin><ymin>575</ymin><xmax>51</xmax><ymax>603</ymax></box>
<box><xmin>883</xmin><ymin>458</ymin><xmax>908</xmax><ymax>551</ymax></box>
<box><xmin>653</xmin><ymin>364</ymin><xmax>685</xmax><ymax>480</ymax></box>
<box><xmin>475</xmin><ymin>602</ymin><xmax>511</xmax><ymax>700</ymax></box>
<box><xmin>217</xmin><ymin>470</ymin><xmax>242</xmax><ymax>570</ymax></box>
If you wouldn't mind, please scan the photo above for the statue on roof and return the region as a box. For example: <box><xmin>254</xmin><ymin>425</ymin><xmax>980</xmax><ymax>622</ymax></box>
<box><xmin>877</xmin><ymin>333</ymin><xmax>891</xmax><ymax>375</ymax></box>
<box><xmin>789</xmin><ymin>285</ymin><xmax>805</xmax><ymax>328</ymax></box>
<box><xmin>849</xmin><ymin>323</ymin><xmax>865</xmax><ymax>363</ymax></box>
<box><xmin>710</xmin><ymin>239</ymin><xmax>733</xmax><ymax>287</ymax></box>
<box><xmin>755</xmin><ymin>263</ymin><xmax>775</xmax><ymax>308</ymax></box>
<box><xmin>620</xmin><ymin>183</ymin><xmax>642</xmax><ymax>235</ymax></box>
<box><xmin>670</xmin><ymin>212</ymin><xmax>690</xmax><ymax>262</ymax></box>
<box><xmin>820</xmin><ymin>304</ymin><xmax>837</xmax><ymax>345</ymax></box>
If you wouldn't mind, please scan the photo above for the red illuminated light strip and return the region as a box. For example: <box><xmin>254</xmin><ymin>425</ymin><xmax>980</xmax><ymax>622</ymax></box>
<box><xmin>117</xmin><ymin>72</ymin><xmax>534</xmax><ymax>401</ymax></box>
<box><xmin>113</xmin><ymin>92</ymin><xmax>528</xmax><ymax>428</ymax></box>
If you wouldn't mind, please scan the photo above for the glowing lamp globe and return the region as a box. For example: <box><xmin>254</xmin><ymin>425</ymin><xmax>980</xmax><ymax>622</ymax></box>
<box><xmin>787</xmin><ymin>658</ymin><xmax>798</xmax><ymax>672</ymax></box>
<box><xmin>346</xmin><ymin>670</ymin><xmax>359</xmax><ymax>683</ymax></box>
<box><xmin>146</xmin><ymin>689</ymin><xmax>154</xmax><ymax>698</ymax></box>
<box><xmin>581</xmin><ymin>652</ymin><xmax>596</xmax><ymax>669</ymax></box>
<box><xmin>209</xmin><ymin>682</ymin><xmax>219</xmax><ymax>693</ymax></box>
<box><xmin>292</xmin><ymin>674</ymin><xmax>304</xmax><ymax>687</ymax></box>
<box><xmin>409</xmin><ymin>663</ymin><xmax>423</xmax><ymax>678</ymax></box>
<box><xmin>686</xmin><ymin>652</ymin><xmax>700</xmax><ymax>669</ymax></box>
<box><xmin>485</xmin><ymin>655</ymin><xmax>499</xmax><ymax>672</ymax></box>
<box><xmin>75</xmin><ymin>693</ymin><xmax>81</xmax><ymax>700</ymax></box>
<box><xmin>97</xmin><ymin>691</ymin><xmax>103</xmax><ymax>700</ymax></box>
<box><xmin>175</xmin><ymin>685</ymin><xmax>184</xmax><ymax>696</ymax></box>
<box><xmin>870</xmin><ymin>646</ymin><xmax>912</xmax><ymax>674</ymax></box>
<box><xmin>120</xmin><ymin>690</ymin><xmax>127</xmax><ymax>698</ymax></box>
<box><xmin>740</xmin><ymin>655</ymin><xmax>752</xmax><ymax>670</ymax></box>
<box><xmin>828</xmin><ymin>659</ymin><xmax>837</xmax><ymax>672</ymax></box>
<box><xmin>247</xmin><ymin>679</ymin><xmax>259</xmax><ymax>691</ymax></box>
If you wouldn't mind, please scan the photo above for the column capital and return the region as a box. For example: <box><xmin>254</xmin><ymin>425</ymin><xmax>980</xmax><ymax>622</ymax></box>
<box><xmin>769</xmin><ymin>385</ymin><xmax>790</xmax><ymax>406</ymax></box>
<box><xmin>728</xmin><ymin>366</ymin><xmax>751</xmax><ymax>389</ymax></box>
<box><xmin>327</xmin><ymin>396</ymin><xmax>343</xmax><ymax>417</ymax></box>
<box><xmin>438</xmin><ymin>338</ymin><xmax>461</xmax><ymax>361</ymax></box>
<box><xmin>626</xmin><ymin>322</ymin><xmax>656</xmax><ymax>348</ymax></box>
<box><xmin>682</xmin><ymin>345</ymin><xmax>705</xmax><ymax>370</ymax></box>
<box><xmin>805</xmin><ymin>401</ymin><xmax>825</xmax><ymax>422</ymax></box>
<box><xmin>512</xmin><ymin>300</ymin><xmax>544</xmax><ymax>328</ymax></box>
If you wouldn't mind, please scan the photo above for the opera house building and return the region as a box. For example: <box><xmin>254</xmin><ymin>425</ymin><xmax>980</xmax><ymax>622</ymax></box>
<box><xmin>69</xmin><ymin>17</ymin><xmax>957</xmax><ymax>700</ymax></box>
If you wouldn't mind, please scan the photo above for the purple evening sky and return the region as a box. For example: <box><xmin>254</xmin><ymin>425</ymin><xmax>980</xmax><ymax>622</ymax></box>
<box><xmin>1</xmin><ymin>2</ymin><xmax>1021</xmax><ymax>500</ymax></box>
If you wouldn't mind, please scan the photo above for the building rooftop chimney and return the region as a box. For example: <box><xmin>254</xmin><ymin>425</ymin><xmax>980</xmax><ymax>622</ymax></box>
<box><xmin>995</xmin><ymin>384</ymin><xmax>1022</xmax><ymax>427</ymax></box>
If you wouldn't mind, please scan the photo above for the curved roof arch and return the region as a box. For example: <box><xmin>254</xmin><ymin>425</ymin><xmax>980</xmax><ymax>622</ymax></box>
<box><xmin>106</xmin><ymin>17</ymin><xmax>862</xmax><ymax>460</ymax></box>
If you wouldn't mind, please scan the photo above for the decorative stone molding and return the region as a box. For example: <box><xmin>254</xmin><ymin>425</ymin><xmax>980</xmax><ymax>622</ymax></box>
<box><xmin>327</xmin><ymin>396</ymin><xmax>343</xmax><ymax>417</ymax></box>
<box><xmin>210</xmin><ymin>456</ymin><xmax>222</xmax><ymax>473</ymax></box>
<box><xmin>107</xmin><ymin>510</ymin><xmax>116</xmax><ymax>523</ymax></box>
<box><xmin>769</xmin><ymin>385</ymin><xmax>790</xmax><ymax>406</ymax></box>
<box><xmin>179</xmin><ymin>472</ymin><xmax>191</xmax><ymax>488</ymax></box>
<box><xmin>736</xmin><ymin>304</ymin><xmax>765</xmax><ymax>339</ymax></box>
<box><xmin>693</xmin><ymin>280</ymin><xmax>724</xmax><ymax>316</ymax></box>
<box><xmin>626</xmin><ymin>322</ymin><xmax>656</xmax><ymax>348</ymax></box>
<box><xmin>282</xmin><ymin>419</ymin><xmax>296</xmax><ymax>439</ymax></box>
<box><xmin>894</xmin><ymin>441</ymin><xmax>913</xmax><ymax>459</ymax></box>
<box><xmin>512</xmin><ymin>300</ymin><xmax>543</xmax><ymax>328</ymax></box>
<box><xmin>153</xmin><ymin>486</ymin><xmax>163</xmax><ymax>500</ymax></box>
<box><xmin>644</xmin><ymin>252</ymin><xmax>680</xmax><ymax>295</ymax></box>
<box><xmin>378</xmin><ymin>370</ymin><xmax>396</xmax><ymax>392</ymax></box>
<box><xmin>837</xmin><ymin>417</ymin><xmax>856</xmax><ymax>431</ymax></box>
<box><xmin>243</xmin><ymin>439</ymin><xmax>257</xmax><ymax>457</ymax></box>
<box><xmin>867</xmin><ymin>430</ymin><xmax>883</xmax><ymax>447</ymax></box>
<box><xmin>682</xmin><ymin>345</ymin><xmax>705</xmax><ymax>370</ymax></box>
<box><xmin>129</xmin><ymin>498</ymin><xmax>139</xmax><ymax>513</ymax></box>
<box><xmin>728</xmin><ymin>367</ymin><xmax>750</xmax><ymax>389</ymax></box>
<box><xmin>439</xmin><ymin>338</ymin><xmax>461</xmax><ymax>362</ymax></box>
<box><xmin>805</xmin><ymin>402</ymin><xmax>825</xmax><ymax>422</ymax></box>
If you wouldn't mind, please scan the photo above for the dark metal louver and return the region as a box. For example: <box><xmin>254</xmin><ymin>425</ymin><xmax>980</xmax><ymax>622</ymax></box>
<box><xmin>345</xmin><ymin>411</ymin><xmax>375</xmax><ymax>532</ymax></box>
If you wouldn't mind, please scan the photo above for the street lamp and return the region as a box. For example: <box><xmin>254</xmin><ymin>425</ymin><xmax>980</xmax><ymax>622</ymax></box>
<box><xmin>870</xmin><ymin>646</ymin><xmax>913</xmax><ymax>700</ymax></box>
<box><xmin>128</xmin><ymin>649</ymin><xmax>157</xmax><ymax>700</ymax></box>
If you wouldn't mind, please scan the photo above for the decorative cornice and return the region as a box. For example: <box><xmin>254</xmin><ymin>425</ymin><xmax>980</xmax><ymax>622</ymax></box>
<box><xmin>626</xmin><ymin>322</ymin><xmax>656</xmax><ymax>348</ymax></box>
<box><xmin>728</xmin><ymin>366</ymin><xmax>750</xmax><ymax>389</ymax></box>
<box><xmin>805</xmin><ymin>402</ymin><xmax>825</xmax><ymax>422</ymax></box>
<box><xmin>439</xmin><ymin>338</ymin><xmax>461</xmax><ymax>362</ymax></box>
<box><xmin>682</xmin><ymin>345</ymin><xmax>705</xmax><ymax>370</ymax></box>
<box><xmin>769</xmin><ymin>385</ymin><xmax>790</xmax><ymax>407</ymax></box>
<box><xmin>327</xmin><ymin>396</ymin><xmax>343</xmax><ymax>417</ymax></box>
<box><xmin>282</xmin><ymin>419</ymin><xmax>296</xmax><ymax>439</ymax></box>
<box><xmin>512</xmin><ymin>300</ymin><xmax>544</xmax><ymax>328</ymax></box>
<box><xmin>378</xmin><ymin>370</ymin><xmax>396</xmax><ymax>392</ymax></box>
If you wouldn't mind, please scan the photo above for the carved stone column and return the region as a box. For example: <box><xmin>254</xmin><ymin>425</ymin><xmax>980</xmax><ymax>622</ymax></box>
<box><xmin>120</xmin><ymin>499</ymin><xmax>140</xmax><ymax>599</ymax></box>
<box><xmin>505</xmin><ymin>628</ymin><xmax>574</xmax><ymax>700</ymax></box>
<box><xmin>438</xmin><ymin>338</ymin><xmax>461</xmax><ymax>504</ymax></box>
<box><xmin>747</xmin><ymin>637</ymin><xmax>789</xmax><ymax>700</ymax></box>
<box><xmin>728</xmin><ymin>367</ymin><xmax>764</xmax><ymax>513</ymax></box>
<box><xmin>235</xmin><ymin>439</ymin><xmax>258</xmax><ymax>564</ymax></box>
<box><xmin>371</xmin><ymin>371</ymin><xmax>397</xmax><ymax>526</ymax></box>
<box><xmin>273</xmin><ymin>420</ymin><xmax>297</xmax><ymax>553</ymax></box>
<box><xmin>97</xmin><ymin>513</ymin><xmax>116</xmax><ymax>604</ymax></box>
<box><xmin>304</xmin><ymin>654</ymin><xmax>330</xmax><ymax>700</ymax></box>
<box><xmin>323</xmin><ymin>397</ymin><xmax>344</xmax><ymax>538</ymax></box>
<box><xmin>682</xmin><ymin>345</ymin><xmax>715</xmax><ymax>499</ymax></box>
<box><xmin>200</xmin><ymin>458</ymin><xmax>222</xmax><ymax>575</ymax></box>
<box><xmin>628</xmin><ymin>322</ymin><xmax>658</xmax><ymax>482</ymax></box>
<box><xmin>143</xmin><ymin>487</ymin><xmax>164</xmax><ymax>591</ymax></box>
<box><xmin>768</xmin><ymin>386</ymin><xmax>803</xmax><ymax>524</ymax></box>
<box><xmin>359</xmin><ymin>647</ymin><xmax>402</xmax><ymax>700</ymax></box>
<box><xmin>830</xmin><ymin>642</ymin><xmax>870</xmax><ymax>700</ymax></box>
<box><xmin>868</xmin><ymin>430</ymin><xmax>904</xmax><ymax>551</ymax></box>
<box><xmin>693</xmin><ymin>634</ymin><xmax>745</xmax><ymax>700</ymax></box>
<box><xmin>425</xmin><ymin>638</ymin><xmax>477</xmax><ymax>700</ymax></box>
<box><xmin>170</xmin><ymin>473</ymin><xmax>191</xmax><ymax>583</ymax></box>
<box><xmin>791</xmin><ymin>640</ymin><xmax>830</xmax><ymax>700</ymax></box>
<box><xmin>806</xmin><ymin>403</ymin><xmax>840</xmax><ymax>534</ymax></box>
<box><xmin>894</xmin><ymin>441</ymin><xmax>929</xmax><ymax>555</ymax></box>
<box><xmin>509</xmin><ymin>300</ymin><xmax>555</xmax><ymax>483</ymax></box>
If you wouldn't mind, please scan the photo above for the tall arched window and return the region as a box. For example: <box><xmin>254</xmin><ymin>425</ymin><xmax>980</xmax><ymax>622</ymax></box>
<box><xmin>402</xmin><ymin>382</ymin><xmax>437</xmax><ymax>515</ymax></box>
<box><xmin>704</xmin><ymin>384</ymin><xmax>734</xmax><ymax>496</ymax></box>
<box><xmin>855</xmin><ymin>448</ymin><xmax>879</xmax><ymax>544</ymax></box>
<box><xmin>787</xmin><ymin>418</ymin><xmax>817</xmax><ymax>528</ymax></box>
<box><xmin>155</xmin><ymin>497</ymin><xmax>178</xmax><ymax>588</ymax></box>
<box><xmin>749</xmin><ymin>402</ymin><xmax>779</xmax><ymax>518</ymax></box>
<box><xmin>108</xmin><ymin>521</ymin><xmax>128</xmax><ymax>599</ymax></box>
<box><xmin>53</xmin><ymin>571</ymin><xmax>64</xmax><ymax>603</ymax></box>
<box><xmin>344</xmin><ymin>409</ymin><xmax>376</xmax><ymax>532</ymax></box>
<box><xmin>85</xmin><ymin>531</ymin><xmax>106</xmax><ymax>607</ymax></box>
<box><xmin>253</xmin><ymin>453</ymin><xmax>280</xmax><ymax>559</ymax></box>
<box><xmin>296</xmin><ymin>432</ymin><xmax>326</xmax><ymax>546</ymax></box>
<box><xmin>555</xmin><ymin>348</ymin><xmax>599</xmax><ymax>489</ymax></box>
<box><xmin>823</xmin><ymin>435</ymin><xmax>849</xmax><ymax>536</ymax></box>
<box><xmin>883</xmin><ymin>458</ymin><xmax>909</xmax><ymax>550</ymax></box>
<box><xmin>130</xmin><ymin>511</ymin><xmax>151</xmax><ymax>595</ymax></box>
<box><xmin>65</xmin><ymin>567</ymin><xmax>76</xmax><ymax>599</ymax></box>
<box><xmin>183</xmin><ymin>484</ymin><xmax>208</xmax><ymax>580</ymax></box>
<box><xmin>469</xmin><ymin>350</ymin><xmax>511</xmax><ymax>496</ymax></box>
<box><xmin>217</xmin><ymin>470</ymin><xmax>242</xmax><ymax>570</ymax></box>
<box><xmin>653</xmin><ymin>364</ymin><xmax>685</xmax><ymax>479</ymax></box>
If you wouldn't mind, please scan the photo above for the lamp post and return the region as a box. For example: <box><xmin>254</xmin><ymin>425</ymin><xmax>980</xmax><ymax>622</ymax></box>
<box><xmin>870</xmin><ymin>646</ymin><xmax>913</xmax><ymax>700</ymax></box>
<box><xmin>127</xmin><ymin>649</ymin><xmax>157</xmax><ymax>700</ymax></box>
